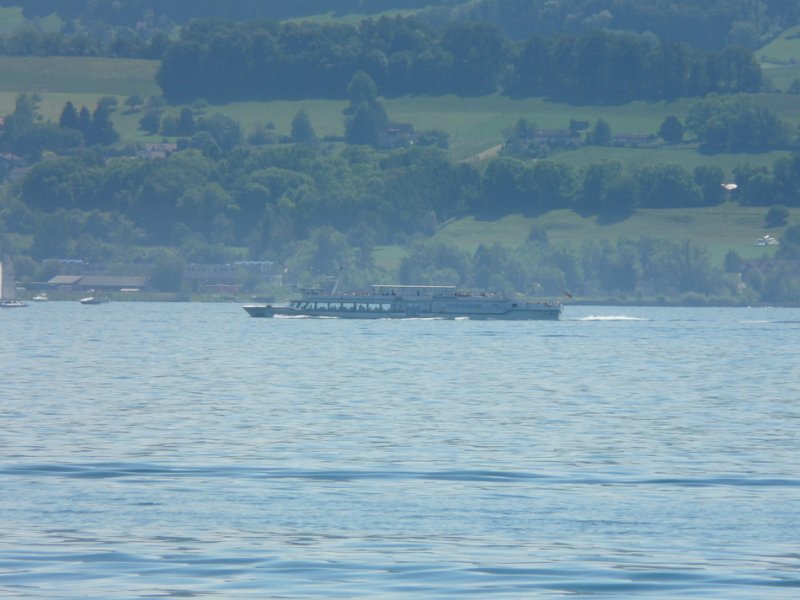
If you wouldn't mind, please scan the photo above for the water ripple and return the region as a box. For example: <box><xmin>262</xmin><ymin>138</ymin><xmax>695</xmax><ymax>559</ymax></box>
<box><xmin>3</xmin><ymin>462</ymin><xmax>799</xmax><ymax>489</ymax></box>
<box><xmin>2</xmin><ymin>303</ymin><xmax>800</xmax><ymax>598</ymax></box>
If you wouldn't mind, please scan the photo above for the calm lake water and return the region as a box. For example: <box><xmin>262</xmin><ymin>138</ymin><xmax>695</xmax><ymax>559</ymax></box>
<box><xmin>1</xmin><ymin>302</ymin><xmax>799</xmax><ymax>598</ymax></box>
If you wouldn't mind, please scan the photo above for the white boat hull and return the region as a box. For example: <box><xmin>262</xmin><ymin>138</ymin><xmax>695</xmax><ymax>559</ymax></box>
<box><xmin>243</xmin><ymin>292</ymin><xmax>562</xmax><ymax>321</ymax></box>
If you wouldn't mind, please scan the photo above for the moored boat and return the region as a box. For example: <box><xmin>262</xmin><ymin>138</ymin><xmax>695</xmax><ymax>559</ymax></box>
<box><xmin>80</xmin><ymin>295</ymin><xmax>110</xmax><ymax>305</ymax></box>
<box><xmin>243</xmin><ymin>284</ymin><xmax>562</xmax><ymax>320</ymax></box>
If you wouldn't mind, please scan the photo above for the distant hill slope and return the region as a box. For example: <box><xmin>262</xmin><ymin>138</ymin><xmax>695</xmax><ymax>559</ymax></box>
<box><xmin>431</xmin><ymin>205</ymin><xmax>793</xmax><ymax>266</ymax></box>
<box><xmin>448</xmin><ymin>0</ymin><xmax>799</xmax><ymax>49</ymax></box>
<box><xmin>758</xmin><ymin>24</ymin><xmax>800</xmax><ymax>92</ymax></box>
<box><xmin>0</xmin><ymin>55</ymin><xmax>797</xmax><ymax>173</ymax></box>
<box><xmin>0</xmin><ymin>0</ymin><xmax>461</xmax><ymax>23</ymax></box>
<box><xmin>3</xmin><ymin>0</ymin><xmax>796</xmax><ymax>50</ymax></box>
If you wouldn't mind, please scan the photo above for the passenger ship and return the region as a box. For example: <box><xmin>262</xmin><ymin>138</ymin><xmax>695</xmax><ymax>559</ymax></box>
<box><xmin>243</xmin><ymin>285</ymin><xmax>562</xmax><ymax>320</ymax></box>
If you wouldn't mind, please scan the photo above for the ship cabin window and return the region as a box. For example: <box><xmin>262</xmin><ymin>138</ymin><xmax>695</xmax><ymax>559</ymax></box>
<box><xmin>300</xmin><ymin>300</ymin><xmax>393</xmax><ymax>312</ymax></box>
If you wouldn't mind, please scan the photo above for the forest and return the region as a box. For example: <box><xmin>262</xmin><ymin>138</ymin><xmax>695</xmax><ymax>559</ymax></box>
<box><xmin>1</xmin><ymin>1</ymin><xmax>799</xmax><ymax>304</ymax></box>
<box><xmin>154</xmin><ymin>19</ymin><xmax>763</xmax><ymax>103</ymax></box>
<box><xmin>5</xmin><ymin>0</ymin><xmax>798</xmax><ymax>50</ymax></box>
<box><xmin>2</xmin><ymin>88</ymin><xmax>800</xmax><ymax>303</ymax></box>
<box><xmin>0</xmin><ymin>13</ymin><xmax>767</xmax><ymax>102</ymax></box>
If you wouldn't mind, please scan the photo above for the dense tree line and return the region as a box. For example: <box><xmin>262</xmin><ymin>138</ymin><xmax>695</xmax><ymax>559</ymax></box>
<box><xmin>5</xmin><ymin>91</ymin><xmax>797</xmax><ymax>235</ymax></box>
<box><xmin>4</xmin><ymin>136</ymin><xmax>800</xmax><ymax>301</ymax></box>
<box><xmin>0</xmin><ymin>1</ymin><xmax>449</xmax><ymax>60</ymax></box>
<box><xmin>58</xmin><ymin>99</ymin><xmax>120</xmax><ymax>146</ymax></box>
<box><xmin>449</xmin><ymin>0</ymin><xmax>799</xmax><ymax>49</ymax></box>
<box><xmin>156</xmin><ymin>17</ymin><xmax>764</xmax><ymax>103</ymax></box>
<box><xmin>2</xmin><ymin>0</ymin><xmax>448</xmax><ymax>25</ymax></box>
<box><xmin>2</xmin><ymin>93</ymin><xmax>799</xmax><ymax>303</ymax></box>
<box><xmin>273</xmin><ymin>225</ymin><xmax>800</xmax><ymax>304</ymax></box>
<box><xmin>0</xmin><ymin>4</ymin><xmax>777</xmax><ymax>102</ymax></box>
<box><xmin>6</xmin><ymin>0</ymin><xmax>797</xmax><ymax>51</ymax></box>
<box><xmin>395</xmin><ymin>235</ymin><xmax>744</xmax><ymax>301</ymax></box>
<box><xmin>10</xmin><ymin>138</ymin><xmax>800</xmax><ymax>252</ymax></box>
<box><xmin>733</xmin><ymin>154</ymin><xmax>800</xmax><ymax>207</ymax></box>
<box><xmin>686</xmin><ymin>94</ymin><xmax>792</xmax><ymax>151</ymax></box>
<box><xmin>0</xmin><ymin>94</ymin><xmax>120</xmax><ymax>160</ymax></box>
<box><xmin>507</xmin><ymin>33</ymin><xmax>762</xmax><ymax>100</ymax></box>
<box><xmin>0</xmin><ymin>26</ymin><xmax>170</xmax><ymax>59</ymax></box>
<box><xmin>1</xmin><ymin>94</ymin><xmax>77</xmax><ymax>159</ymax></box>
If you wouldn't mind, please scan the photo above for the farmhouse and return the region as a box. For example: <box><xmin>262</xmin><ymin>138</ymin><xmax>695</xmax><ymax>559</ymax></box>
<box><xmin>137</xmin><ymin>143</ymin><xmax>178</xmax><ymax>159</ymax></box>
<box><xmin>380</xmin><ymin>122</ymin><xmax>416</xmax><ymax>148</ymax></box>
<box><xmin>531</xmin><ymin>129</ymin><xmax>583</xmax><ymax>147</ymax></box>
<box><xmin>45</xmin><ymin>274</ymin><xmax>148</xmax><ymax>292</ymax></box>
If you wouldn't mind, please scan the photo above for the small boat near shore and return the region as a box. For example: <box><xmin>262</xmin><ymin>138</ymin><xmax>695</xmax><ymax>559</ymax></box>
<box><xmin>243</xmin><ymin>284</ymin><xmax>562</xmax><ymax>320</ymax></box>
<box><xmin>80</xmin><ymin>295</ymin><xmax>110</xmax><ymax>305</ymax></box>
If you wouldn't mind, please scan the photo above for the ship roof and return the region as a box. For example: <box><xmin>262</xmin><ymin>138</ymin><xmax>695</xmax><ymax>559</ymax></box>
<box><xmin>372</xmin><ymin>284</ymin><xmax>456</xmax><ymax>290</ymax></box>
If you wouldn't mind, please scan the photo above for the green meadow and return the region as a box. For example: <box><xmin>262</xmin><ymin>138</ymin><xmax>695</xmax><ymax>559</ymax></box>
<box><xmin>762</xmin><ymin>62</ymin><xmax>800</xmax><ymax>92</ymax></box>
<box><xmin>758</xmin><ymin>24</ymin><xmax>800</xmax><ymax>64</ymax></box>
<box><xmin>445</xmin><ymin>205</ymin><xmax>793</xmax><ymax>260</ymax></box>
<box><xmin>371</xmin><ymin>204</ymin><xmax>796</xmax><ymax>271</ymax></box>
<box><xmin>758</xmin><ymin>24</ymin><xmax>800</xmax><ymax>92</ymax></box>
<box><xmin>0</xmin><ymin>56</ymin><xmax>160</xmax><ymax>96</ymax></box>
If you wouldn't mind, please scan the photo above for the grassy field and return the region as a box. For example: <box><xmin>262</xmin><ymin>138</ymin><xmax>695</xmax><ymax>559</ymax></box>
<box><xmin>758</xmin><ymin>24</ymin><xmax>800</xmax><ymax>64</ymax></box>
<box><xmin>757</xmin><ymin>24</ymin><xmax>800</xmax><ymax>92</ymax></box>
<box><xmin>148</xmin><ymin>94</ymin><xmax>708</xmax><ymax>160</ymax></box>
<box><xmin>371</xmin><ymin>204</ymin><xmax>797</xmax><ymax>271</ymax></box>
<box><xmin>1</xmin><ymin>54</ymin><xmax>798</xmax><ymax>169</ymax></box>
<box><xmin>0</xmin><ymin>56</ymin><xmax>160</xmax><ymax>96</ymax></box>
<box><xmin>762</xmin><ymin>62</ymin><xmax>800</xmax><ymax>92</ymax></box>
<box><xmin>552</xmin><ymin>145</ymin><xmax>791</xmax><ymax>174</ymax></box>
<box><xmin>150</xmin><ymin>92</ymin><xmax>797</xmax><ymax>175</ymax></box>
<box><xmin>0</xmin><ymin>6</ymin><xmax>24</xmax><ymax>33</ymax></box>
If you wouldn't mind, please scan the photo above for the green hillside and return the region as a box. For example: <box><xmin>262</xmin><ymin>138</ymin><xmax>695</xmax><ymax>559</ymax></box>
<box><xmin>758</xmin><ymin>24</ymin><xmax>800</xmax><ymax>63</ymax></box>
<box><xmin>0</xmin><ymin>52</ymin><xmax>800</xmax><ymax>276</ymax></box>
<box><xmin>369</xmin><ymin>204</ymin><xmax>796</xmax><ymax>271</ymax></box>
<box><xmin>2</xmin><ymin>54</ymin><xmax>799</xmax><ymax>276</ymax></box>
<box><xmin>1</xmin><ymin>54</ymin><xmax>797</xmax><ymax>173</ymax></box>
<box><xmin>758</xmin><ymin>25</ymin><xmax>800</xmax><ymax>92</ymax></box>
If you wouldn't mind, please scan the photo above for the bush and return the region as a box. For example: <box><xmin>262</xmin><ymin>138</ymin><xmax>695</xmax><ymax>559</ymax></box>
<box><xmin>765</xmin><ymin>205</ymin><xmax>789</xmax><ymax>228</ymax></box>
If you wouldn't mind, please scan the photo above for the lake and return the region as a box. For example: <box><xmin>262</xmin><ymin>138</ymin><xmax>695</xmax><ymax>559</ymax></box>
<box><xmin>1</xmin><ymin>302</ymin><xmax>799</xmax><ymax>598</ymax></box>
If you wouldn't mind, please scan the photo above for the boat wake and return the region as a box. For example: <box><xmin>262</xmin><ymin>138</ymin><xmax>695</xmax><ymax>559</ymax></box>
<box><xmin>575</xmin><ymin>315</ymin><xmax>650</xmax><ymax>322</ymax></box>
<box><xmin>740</xmin><ymin>319</ymin><xmax>775</xmax><ymax>324</ymax></box>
